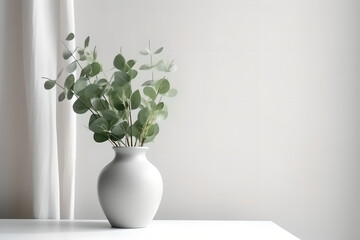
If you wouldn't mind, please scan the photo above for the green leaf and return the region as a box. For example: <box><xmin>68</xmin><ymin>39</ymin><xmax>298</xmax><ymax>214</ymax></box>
<box><xmin>44</xmin><ymin>80</ymin><xmax>56</xmax><ymax>90</ymax></box>
<box><xmin>111</xmin><ymin>122</ymin><xmax>128</xmax><ymax>138</ymax></box>
<box><xmin>144</xmin><ymin>123</ymin><xmax>159</xmax><ymax>143</ymax></box>
<box><xmin>93</xmin><ymin>46</ymin><xmax>97</xmax><ymax>60</ymax></box>
<box><xmin>143</xmin><ymin>87</ymin><xmax>156</xmax><ymax>100</ymax></box>
<box><xmin>73</xmin><ymin>97</ymin><xmax>90</xmax><ymax>114</ymax></box>
<box><xmin>153</xmin><ymin>47</ymin><xmax>163</xmax><ymax>54</ymax></box>
<box><xmin>155</xmin><ymin>60</ymin><xmax>166</xmax><ymax>71</ymax></box>
<box><xmin>64</xmin><ymin>74</ymin><xmax>75</xmax><ymax>89</ymax></box>
<box><xmin>93</xmin><ymin>133</ymin><xmax>109</xmax><ymax>143</ymax></box>
<box><xmin>84</xmin><ymin>84</ymin><xmax>100</xmax><ymax>99</ymax></box>
<box><xmin>83</xmin><ymin>64</ymin><xmax>92</xmax><ymax>74</ymax></box>
<box><xmin>79</xmin><ymin>55</ymin><xmax>86</xmax><ymax>61</ymax></box>
<box><xmin>127</xmin><ymin>60</ymin><xmax>136</xmax><ymax>68</ymax></box>
<box><xmin>131</xmin><ymin>121</ymin><xmax>143</xmax><ymax>139</ymax></box>
<box><xmin>114</xmin><ymin>71</ymin><xmax>130</xmax><ymax>86</ymax></box>
<box><xmin>90</xmin><ymin>62</ymin><xmax>101</xmax><ymax>76</ymax></box>
<box><xmin>157</xmin><ymin>109</ymin><xmax>168</xmax><ymax>120</ymax></box>
<box><xmin>78</xmin><ymin>49</ymin><xmax>84</xmax><ymax>55</ymax></box>
<box><xmin>91</xmin><ymin>98</ymin><xmax>109</xmax><ymax>111</ymax></box>
<box><xmin>101</xmin><ymin>110</ymin><xmax>119</xmax><ymax>126</ymax></box>
<box><xmin>155</xmin><ymin>102</ymin><xmax>164</xmax><ymax>111</ymax></box>
<box><xmin>89</xmin><ymin>114</ymin><xmax>100</xmax><ymax>127</ymax></box>
<box><xmin>139</xmin><ymin>64</ymin><xmax>152</xmax><ymax>70</ymax></box>
<box><xmin>128</xmin><ymin>69</ymin><xmax>138</xmax><ymax>80</ymax></box>
<box><xmin>113</xmin><ymin>54</ymin><xmax>125</xmax><ymax>70</ymax></box>
<box><xmin>58</xmin><ymin>91</ymin><xmax>66</xmax><ymax>102</ymax></box>
<box><xmin>84</xmin><ymin>36</ymin><xmax>90</xmax><ymax>48</ymax></box>
<box><xmin>73</xmin><ymin>78</ymin><xmax>88</xmax><ymax>94</ymax></box>
<box><xmin>142</xmin><ymin>80</ymin><xmax>155</xmax><ymax>86</ymax></box>
<box><xmin>66</xmin><ymin>33</ymin><xmax>75</xmax><ymax>41</ymax></box>
<box><xmin>155</xmin><ymin>78</ymin><xmax>170</xmax><ymax>94</ymax></box>
<box><xmin>63</xmin><ymin>50</ymin><xmax>72</xmax><ymax>60</ymax></box>
<box><xmin>166</xmin><ymin>88</ymin><xmax>178</xmax><ymax>97</ymax></box>
<box><xmin>89</xmin><ymin>117</ymin><xmax>109</xmax><ymax>133</ymax></box>
<box><xmin>96</xmin><ymin>78</ymin><xmax>108</xmax><ymax>87</ymax></box>
<box><xmin>139</xmin><ymin>49</ymin><xmax>150</xmax><ymax>55</ymax></box>
<box><xmin>66</xmin><ymin>61</ymin><xmax>77</xmax><ymax>73</ymax></box>
<box><xmin>67</xmin><ymin>89</ymin><xmax>74</xmax><ymax>100</ymax></box>
<box><xmin>138</xmin><ymin>108</ymin><xmax>150</xmax><ymax>125</ymax></box>
<box><xmin>130</xmin><ymin>90</ymin><xmax>141</xmax><ymax>109</ymax></box>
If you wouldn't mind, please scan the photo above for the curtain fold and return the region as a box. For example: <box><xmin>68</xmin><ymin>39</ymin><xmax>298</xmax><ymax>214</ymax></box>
<box><xmin>22</xmin><ymin>0</ymin><xmax>76</xmax><ymax>219</ymax></box>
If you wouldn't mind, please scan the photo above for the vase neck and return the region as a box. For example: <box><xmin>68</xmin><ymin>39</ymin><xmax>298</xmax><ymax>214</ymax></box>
<box><xmin>112</xmin><ymin>147</ymin><xmax>148</xmax><ymax>160</ymax></box>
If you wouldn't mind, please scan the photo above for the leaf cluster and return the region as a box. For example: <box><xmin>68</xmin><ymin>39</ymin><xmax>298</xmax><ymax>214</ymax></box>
<box><xmin>43</xmin><ymin>33</ymin><xmax>177</xmax><ymax>147</ymax></box>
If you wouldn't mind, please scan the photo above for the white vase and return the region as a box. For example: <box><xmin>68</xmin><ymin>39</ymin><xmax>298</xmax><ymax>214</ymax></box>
<box><xmin>97</xmin><ymin>147</ymin><xmax>163</xmax><ymax>228</ymax></box>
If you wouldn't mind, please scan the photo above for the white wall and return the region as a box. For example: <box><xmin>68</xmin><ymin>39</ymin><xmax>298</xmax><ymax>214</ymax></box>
<box><xmin>75</xmin><ymin>0</ymin><xmax>357</xmax><ymax>239</ymax></box>
<box><xmin>0</xmin><ymin>0</ymin><xmax>33</xmax><ymax>218</ymax></box>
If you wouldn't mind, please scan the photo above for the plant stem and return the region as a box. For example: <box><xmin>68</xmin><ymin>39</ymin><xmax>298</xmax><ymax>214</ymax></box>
<box><xmin>129</xmin><ymin>106</ymin><xmax>133</xmax><ymax>146</ymax></box>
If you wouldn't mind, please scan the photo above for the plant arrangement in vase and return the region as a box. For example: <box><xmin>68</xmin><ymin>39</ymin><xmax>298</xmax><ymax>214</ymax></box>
<box><xmin>43</xmin><ymin>33</ymin><xmax>177</xmax><ymax>228</ymax></box>
<box><xmin>43</xmin><ymin>33</ymin><xmax>177</xmax><ymax>147</ymax></box>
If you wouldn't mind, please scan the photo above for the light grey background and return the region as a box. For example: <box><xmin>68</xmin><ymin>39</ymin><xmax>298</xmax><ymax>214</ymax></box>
<box><xmin>0</xmin><ymin>0</ymin><xmax>359</xmax><ymax>239</ymax></box>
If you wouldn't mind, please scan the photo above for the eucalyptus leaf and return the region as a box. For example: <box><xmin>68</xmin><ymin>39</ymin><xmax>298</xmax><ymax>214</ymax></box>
<box><xmin>78</xmin><ymin>49</ymin><xmax>84</xmax><ymax>55</ymax></box>
<box><xmin>155</xmin><ymin>78</ymin><xmax>170</xmax><ymax>94</ymax></box>
<box><xmin>64</xmin><ymin>74</ymin><xmax>75</xmax><ymax>89</ymax></box>
<box><xmin>128</xmin><ymin>69</ymin><xmax>138</xmax><ymax>80</ymax></box>
<box><xmin>143</xmin><ymin>87</ymin><xmax>156</xmax><ymax>100</ymax></box>
<box><xmin>67</xmin><ymin>89</ymin><xmax>74</xmax><ymax>100</ymax></box>
<box><xmin>139</xmin><ymin>49</ymin><xmax>150</xmax><ymax>55</ymax></box>
<box><xmin>73</xmin><ymin>78</ymin><xmax>88</xmax><ymax>94</ymax></box>
<box><xmin>131</xmin><ymin>121</ymin><xmax>143</xmax><ymax>139</ymax></box>
<box><xmin>91</xmin><ymin>98</ymin><xmax>109</xmax><ymax>111</ymax></box>
<box><xmin>130</xmin><ymin>90</ymin><xmax>141</xmax><ymax>109</ymax></box>
<box><xmin>166</xmin><ymin>88</ymin><xmax>178</xmax><ymax>97</ymax></box>
<box><xmin>93</xmin><ymin>133</ymin><xmax>109</xmax><ymax>143</ymax></box>
<box><xmin>127</xmin><ymin>60</ymin><xmax>136</xmax><ymax>68</ymax></box>
<box><xmin>142</xmin><ymin>80</ymin><xmax>155</xmax><ymax>86</ymax></box>
<box><xmin>89</xmin><ymin>114</ymin><xmax>100</xmax><ymax>127</ymax></box>
<box><xmin>84</xmin><ymin>36</ymin><xmax>90</xmax><ymax>48</ymax></box>
<box><xmin>153</xmin><ymin>47</ymin><xmax>163</xmax><ymax>54</ymax></box>
<box><xmin>155</xmin><ymin>102</ymin><xmax>164</xmax><ymax>111</ymax></box>
<box><xmin>113</xmin><ymin>54</ymin><xmax>125</xmax><ymax>70</ymax></box>
<box><xmin>90</xmin><ymin>62</ymin><xmax>101</xmax><ymax>76</ymax></box>
<box><xmin>44</xmin><ymin>80</ymin><xmax>56</xmax><ymax>90</ymax></box>
<box><xmin>89</xmin><ymin>117</ymin><xmax>109</xmax><ymax>133</ymax></box>
<box><xmin>73</xmin><ymin>97</ymin><xmax>90</xmax><ymax>114</ymax></box>
<box><xmin>63</xmin><ymin>50</ymin><xmax>72</xmax><ymax>60</ymax></box>
<box><xmin>139</xmin><ymin>64</ymin><xmax>152</xmax><ymax>70</ymax></box>
<box><xmin>66</xmin><ymin>33</ymin><xmax>75</xmax><ymax>41</ymax></box>
<box><xmin>58</xmin><ymin>91</ymin><xmax>66</xmax><ymax>102</ymax></box>
<box><xmin>66</xmin><ymin>61</ymin><xmax>77</xmax><ymax>73</ymax></box>
<box><xmin>84</xmin><ymin>84</ymin><xmax>100</xmax><ymax>99</ymax></box>
<box><xmin>83</xmin><ymin>64</ymin><xmax>92</xmax><ymax>74</ymax></box>
<box><xmin>138</xmin><ymin>108</ymin><xmax>150</xmax><ymax>125</ymax></box>
<box><xmin>114</xmin><ymin>71</ymin><xmax>130</xmax><ymax>86</ymax></box>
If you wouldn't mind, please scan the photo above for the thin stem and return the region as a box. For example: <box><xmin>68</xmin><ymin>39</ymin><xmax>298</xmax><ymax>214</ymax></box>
<box><xmin>129</xmin><ymin>106</ymin><xmax>133</xmax><ymax>147</ymax></box>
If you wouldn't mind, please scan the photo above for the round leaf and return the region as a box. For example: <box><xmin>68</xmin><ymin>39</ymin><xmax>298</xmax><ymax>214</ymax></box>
<box><xmin>58</xmin><ymin>91</ymin><xmax>65</xmax><ymax>102</ymax></box>
<box><xmin>166</xmin><ymin>89</ymin><xmax>178</xmax><ymax>97</ymax></box>
<box><xmin>114</xmin><ymin>71</ymin><xmax>130</xmax><ymax>86</ymax></box>
<box><xmin>44</xmin><ymin>80</ymin><xmax>56</xmax><ymax>90</ymax></box>
<box><xmin>93</xmin><ymin>133</ymin><xmax>108</xmax><ymax>143</ymax></box>
<box><xmin>155</xmin><ymin>78</ymin><xmax>170</xmax><ymax>94</ymax></box>
<box><xmin>73</xmin><ymin>78</ymin><xmax>88</xmax><ymax>94</ymax></box>
<box><xmin>155</xmin><ymin>102</ymin><xmax>164</xmax><ymax>111</ymax></box>
<box><xmin>64</xmin><ymin>74</ymin><xmax>75</xmax><ymax>89</ymax></box>
<box><xmin>73</xmin><ymin>97</ymin><xmax>89</xmax><ymax>114</ymax></box>
<box><xmin>113</xmin><ymin>54</ymin><xmax>125</xmax><ymax>70</ymax></box>
<box><xmin>63</xmin><ymin>50</ymin><xmax>71</xmax><ymax>60</ymax></box>
<box><xmin>139</xmin><ymin>49</ymin><xmax>150</xmax><ymax>55</ymax></box>
<box><xmin>84</xmin><ymin>84</ymin><xmax>100</xmax><ymax>99</ymax></box>
<box><xmin>143</xmin><ymin>87</ymin><xmax>156</xmax><ymax>100</ymax></box>
<box><xmin>127</xmin><ymin>60</ymin><xmax>136</xmax><ymax>68</ymax></box>
<box><xmin>128</xmin><ymin>69</ymin><xmax>138</xmax><ymax>80</ymax></box>
<box><xmin>130</xmin><ymin>90</ymin><xmax>141</xmax><ymax>109</ymax></box>
<box><xmin>67</xmin><ymin>89</ymin><xmax>74</xmax><ymax>100</ymax></box>
<box><xmin>90</xmin><ymin>117</ymin><xmax>109</xmax><ymax>133</ymax></box>
<box><xmin>91</xmin><ymin>98</ymin><xmax>109</xmax><ymax>111</ymax></box>
<box><xmin>90</xmin><ymin>62</ymin><xmax>101</xmax><ymax>76</ymax></box>
<box><xmin>66</xmin><ymin>33</ymin><xmax>75</xmax><ymax>41</ymax></box>
<box><xmin>138</xmin><ymin>108</ymin><xmax>150</xmax><ymax>125</ymax></box>
<box><xmin>66</xmin><ymin>61</ymin><xmax>77</xmax><ymax>73</ymax></box>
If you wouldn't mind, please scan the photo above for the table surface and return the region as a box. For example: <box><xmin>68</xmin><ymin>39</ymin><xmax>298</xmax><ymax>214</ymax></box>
<box><xmin>0</xmin><ymin>219</ymin><xmax>300</xmax><ymax>240</ymax></box>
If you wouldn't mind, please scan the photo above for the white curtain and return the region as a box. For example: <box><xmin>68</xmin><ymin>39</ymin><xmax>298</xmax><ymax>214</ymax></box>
<box><xmin>22</xmin><ymin>0</ymin><xmax>76</xmax><ymax>219</ymax></box>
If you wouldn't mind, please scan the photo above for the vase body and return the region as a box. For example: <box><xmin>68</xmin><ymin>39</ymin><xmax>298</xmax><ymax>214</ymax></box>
<box><xmin>97</xmin><ymin>147</ymin><xmax>163</xmax><ymax>228</ymax></box>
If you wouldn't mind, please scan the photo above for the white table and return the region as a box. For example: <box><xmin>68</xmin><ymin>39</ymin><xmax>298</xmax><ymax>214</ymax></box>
<box><xmin>0</xmin><ymin>220</ymin><xmax>300</xmax><ymax>240</ymax></box>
